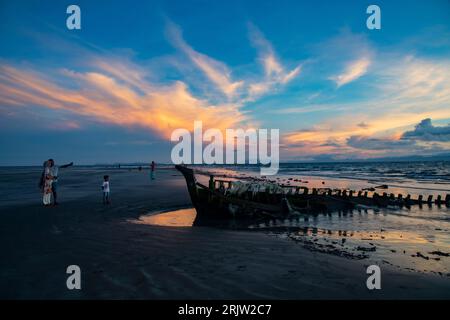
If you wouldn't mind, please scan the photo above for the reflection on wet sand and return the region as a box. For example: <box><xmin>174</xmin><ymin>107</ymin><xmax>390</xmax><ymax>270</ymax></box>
<box><xmin>133</xmin><ymin>205</ymin><xmax>450</xmax><ymax>276</ymax></box>
<box><xmin>247</xmin><ymin>207</ymin><xmax>450</xmax><ymax>276</ymax></box>
<box><xmin>132</xmin><ymin>208</ymin><xmax>197</xmax><ymax>227</ymax></box>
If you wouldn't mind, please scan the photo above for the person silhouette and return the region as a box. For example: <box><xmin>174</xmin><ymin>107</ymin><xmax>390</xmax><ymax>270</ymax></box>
<box><xmin>46</xmin><ymin>159</ymin><xmax>73</xmax><ymax>205</ymax></box>
<box><xmin>150</xmin><ymin>161</ymin><xmax>156</xmax><ymax>180</ymax></box>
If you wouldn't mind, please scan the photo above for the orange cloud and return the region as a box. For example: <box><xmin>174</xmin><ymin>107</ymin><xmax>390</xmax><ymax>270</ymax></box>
<box><xmin>166</xmin><ymin>21</ymin><xmax>243</xmax><ymax>98</ymax></box>
<box><xmin>281</xmin><ymin>56</ymin><xmax>450</xmax><ymax>159</ymax></box>
<box><xmin>330</xmin><ymin>57</ymin><xmax>371</xmax><ymax>87</ymax></box>
<box><xmin>246</xmin><ymin>22</ymin><xmax>302</xmax><ymax>100</ymax></box>
<box><xmin>0</xmin><ymin>63</ymin><xmax>246</xmax><ymax>138</ymax></box>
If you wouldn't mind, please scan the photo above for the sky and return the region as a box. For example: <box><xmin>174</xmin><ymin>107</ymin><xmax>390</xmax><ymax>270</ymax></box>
<box><xmin>0</xmin><ymin>0</ymin><xmax>450</xmax><ymax>165</ymax></box>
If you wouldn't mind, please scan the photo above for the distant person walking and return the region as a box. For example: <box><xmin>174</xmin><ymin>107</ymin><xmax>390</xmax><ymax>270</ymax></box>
<box><xmin>102</xmin><ymin>175</ymin><xmax>111</xmax><ymax>204</ymax></box>
<box><xmin>150</xmin><ymin>161</ymin><xmax>156</xmax><ymax>180</ymax></box>
<box><xmin>46</xmin><ymin>159</ymin><xmax>73</xmax><ymax>205</ymax></box>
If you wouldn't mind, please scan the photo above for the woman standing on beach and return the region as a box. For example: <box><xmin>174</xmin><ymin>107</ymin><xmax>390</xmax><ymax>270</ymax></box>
<box><xmin>46</xmin><ymin>159</ymin><xmax>73</xmax><ymax>205</ymax></box>
<box><xmin>40</xmin><ymin>161</ymin><xmax>53</xmax><ymax>206</ymax></box>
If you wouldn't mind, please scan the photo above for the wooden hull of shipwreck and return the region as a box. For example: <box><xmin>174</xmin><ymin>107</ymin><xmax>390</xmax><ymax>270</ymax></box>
<box><xmin>175</xmin><ymin>165</ymin><xmax>450</xmax><ymax>220</ymax></box>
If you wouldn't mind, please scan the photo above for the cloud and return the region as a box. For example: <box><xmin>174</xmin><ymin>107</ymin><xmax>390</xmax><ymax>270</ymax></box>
<box><xmin>50</xmin><ymin>120</ymin><xmax>81</xmax><ymax>131</ymax></box>
<box><xmin>165</xmin><ymin>20</ymin><xmax>243</xmax><ymax>98</ymax></box>
<box><xmin>248</xmin><ymin>23</ymin><xmax>283</xmax><ymax>77</ymax></box>
<box><xmin>308</xmin><ymin>28</ymin><xmax>373</xmax><ymax>87</ymax></box>
<box><xmin>0</xmin><ymin>62</ymin><xmax>246</xmax><ymax>138</ymax></box>
<box><xmin>281</xmin><ymin>54</ymin><xmax>450</xmax><ymax>160</ymax></box>
<box><xmin>346</xmin><ymin>135</ymin><xmax>414</xmax><ymax>150</ymax></box>
<box><xmin>357</xmin><ymin>122</ymin><xmax>370</xmax><ymax>129</ymax></box>
<box><xmin>281</xmin><ymin>66</ymin><xmax>302</xmax><ymax>84</ymax></box>
<box><xmin>402</xmin><ymin>118</ymin><xmax>450</xmax><ymax>142</ymax></box>
<box><xmin>330</xmin><ymin>57</ymin><xmax>371</xmax><ymax>87</ymax></box>
<box><xmin>269</xmin><ymin>103</ymin><xmax>351</xmax><ymax>115</ymax></box>
<box><xmin>164</xmin><ymin>20</ymin><xmax>301</xmax><ymax>103</ymax></box>
<box><xmin>87</xmin><ymin>56</ymin><xmax>152</xmax><ymax>93</ymax></box>
<box><xmin>344</xmin><ymin>121</ymin><xmax>450</xmax><ymax>157</ymax></box>
<box><xmin>2</xmin><ymin>20</ymin><xmax>449</xmax><ymax>162</ymax></box>
<box><xmin>313</xmin><ymin>28</ymin><xmax>371</xmax><ymax>60</ymax></box>
<box><xmin>376</xmin><ymin>55</ymin><xmax>450</xmax><ymax>104</ymax></box>
<box><xmin>0</xmin><ymin>18</ymin><xmax>306</xmax><ymax>145</ymax></box>
<box><xmin>246</xmin><ymin>23</ymin><xmax>302</xmax><ymax>99</ymax></box>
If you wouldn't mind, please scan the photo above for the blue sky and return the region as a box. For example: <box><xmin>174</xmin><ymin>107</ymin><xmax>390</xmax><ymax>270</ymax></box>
<box><xmin>0</xmin><ymin>0</ymin><xmax>449</xmax><ymax>165</ymax></box>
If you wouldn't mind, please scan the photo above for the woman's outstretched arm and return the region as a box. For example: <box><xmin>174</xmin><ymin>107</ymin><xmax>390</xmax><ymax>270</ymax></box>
<box><xmin>60</xmin><ymin>162</ymin><xmax>74</xmax><ymax>169</ymax></box>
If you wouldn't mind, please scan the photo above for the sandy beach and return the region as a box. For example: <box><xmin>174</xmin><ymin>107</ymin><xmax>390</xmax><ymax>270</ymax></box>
<box><xmin>0</xmin><ymin>166</ymin><xmax>449</xmax><ymax>299</ymax></box>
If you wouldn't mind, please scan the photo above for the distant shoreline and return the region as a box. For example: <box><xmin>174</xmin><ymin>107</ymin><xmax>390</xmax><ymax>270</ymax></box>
<box><xmin>1</xmin><ymin>158</ymin><xmax>450</xmax><ymax>168</ymax></box>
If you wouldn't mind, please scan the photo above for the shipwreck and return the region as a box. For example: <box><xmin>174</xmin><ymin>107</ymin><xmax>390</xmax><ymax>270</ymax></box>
<box><xmin>176</xmin><ymin>165</ymin><xmax>450</xmax><ymax>220</ymax></box>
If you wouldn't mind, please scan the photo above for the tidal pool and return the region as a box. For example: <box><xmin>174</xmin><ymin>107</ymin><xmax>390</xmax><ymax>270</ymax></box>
<box><xmin>132</xmin><ymin>208</ymin><xmax>197</xmax><ymax>227</ymax></box>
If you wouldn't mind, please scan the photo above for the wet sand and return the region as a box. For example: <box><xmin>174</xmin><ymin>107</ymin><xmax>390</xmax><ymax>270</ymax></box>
<box><xmin>0</xmin><ymin>166</ymin><xmax>449</xmax><ymax>299</ymax></box>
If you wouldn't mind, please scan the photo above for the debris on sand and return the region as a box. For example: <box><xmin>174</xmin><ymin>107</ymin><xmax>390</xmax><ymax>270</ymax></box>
<box><xmin>288</xmin><ymin>235</ymin><xmax>368</xmax><ymax>259</ymax></box>
<box><xmin>429</xmin><ymin>251</ymin><xmax>450</xmax><ymax>257</ymax></box>
<box><xmin>414</xmin><ymin>252</ymin><xmax>430</xmax><ymax>260</ymax></box>
<box><xmin>356</xmin><ymin>246</ymin><xmax>376</xmax><ymax>252</ymax></box>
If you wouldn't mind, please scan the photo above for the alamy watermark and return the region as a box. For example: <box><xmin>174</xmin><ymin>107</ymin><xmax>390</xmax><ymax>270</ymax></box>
<box><xmin>66</xmin><ymin>265</ymin><xmax>81</xmax><ymax>290</ymax></box>
<box><xmin>171</xmin><ymin>121</ymin><xmax>279</xmax><ymax>175</ymax></box>
<box><xmin>66</xmin><ymin>4</ymin><xmax>380</xmax><ymax>31</ymax></box>
<box><xmin>366</xmin><ymin>5</ymin><xmax>381</xmax><ymax>30</ymax></box>
<box><xmin>366</xmin><ymin>265</ymin><xmax>381</xmax><ymax>290</ymax></box>
<box><xmin>66</xmin><ymin>5</ymin><xmax>81</xmax><ymax>30</ymax></box>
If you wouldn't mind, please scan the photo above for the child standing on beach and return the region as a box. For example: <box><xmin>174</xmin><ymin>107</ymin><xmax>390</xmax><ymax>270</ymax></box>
<box><xmin>102</xmin><ymin>175</ymin><xmax>110</xmax><ymax>204</ymax></box>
